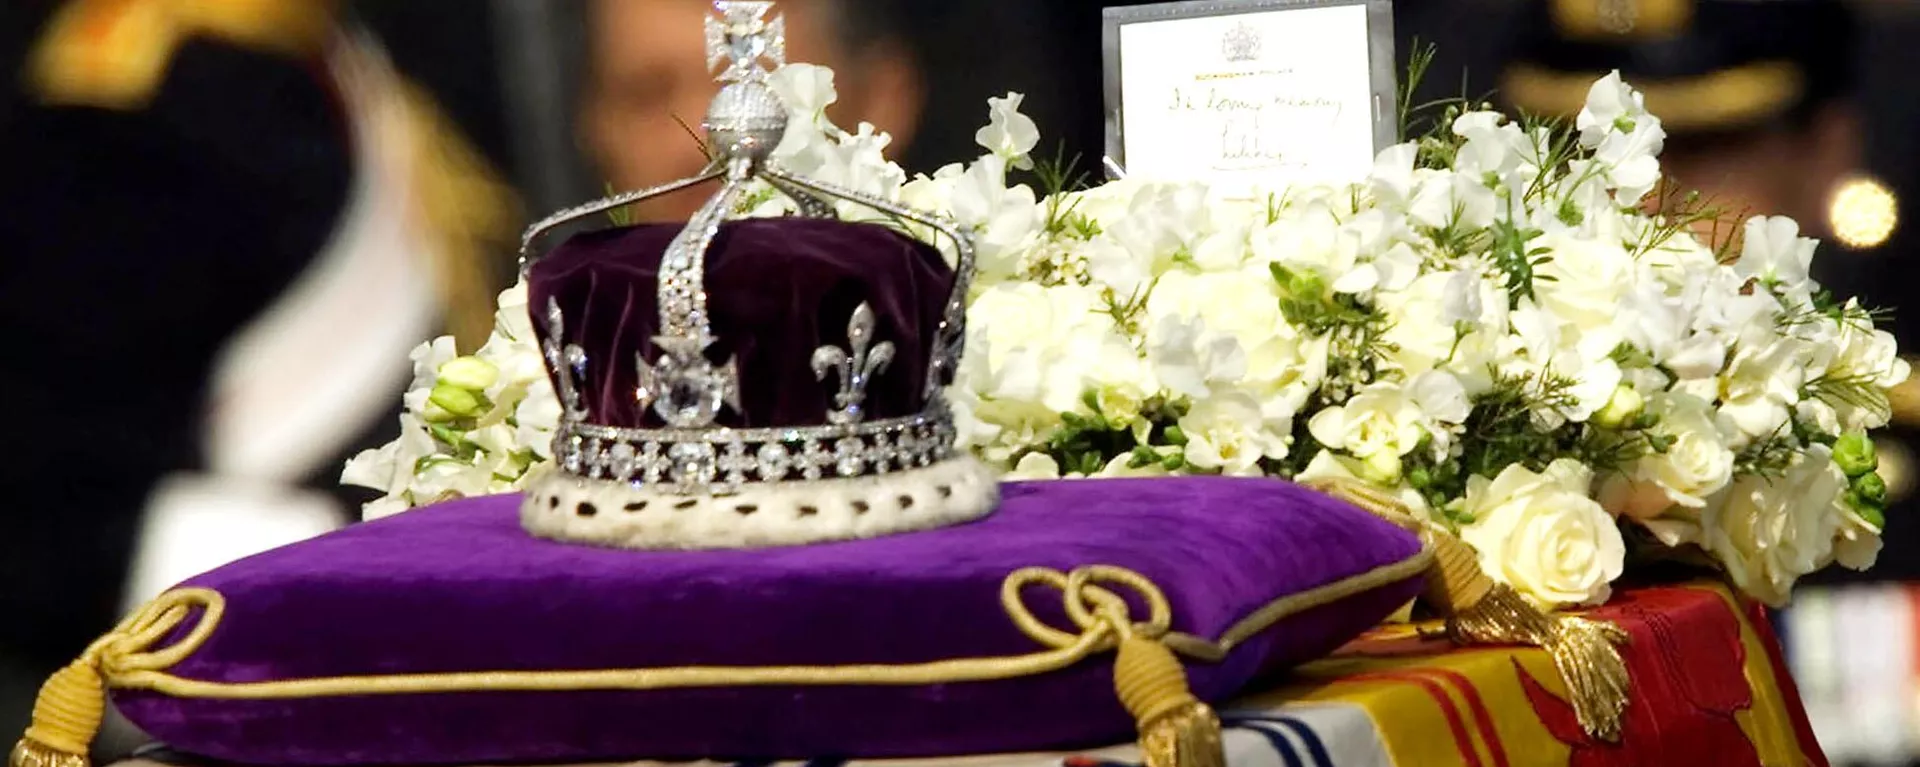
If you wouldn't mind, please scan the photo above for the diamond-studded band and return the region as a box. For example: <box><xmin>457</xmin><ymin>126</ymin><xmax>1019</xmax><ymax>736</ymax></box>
<box><xmin>555</xmin><ymin>411</ymin><xmax>960</xmax><ymax>497</ymax></box>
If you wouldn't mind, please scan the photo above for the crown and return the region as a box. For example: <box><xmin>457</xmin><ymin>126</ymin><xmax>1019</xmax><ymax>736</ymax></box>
<box><xmin>514</xmin><ymin>1</ymin><xmax>996</xmax><ymax>550</ymax></box>
<box><xmin>1222</xmin><ymin>21</ymin><xmax>1262</xmax><ymax>64</ymax></box>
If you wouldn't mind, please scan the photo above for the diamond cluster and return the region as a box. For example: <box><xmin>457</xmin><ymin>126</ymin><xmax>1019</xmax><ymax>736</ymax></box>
<box><xmin>513</xmin><ymin>0</ymin><xmax>982</xmax><ymax>500</ymax></box>
<box><xmin>555</xmin><ymin>415</ymin><xmax>958</xmax><ymax>496</ymax></box>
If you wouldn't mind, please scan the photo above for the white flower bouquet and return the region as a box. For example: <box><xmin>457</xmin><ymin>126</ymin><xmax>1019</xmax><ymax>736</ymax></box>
<box><xmin>347</xmin><ymin>62</ymin><xmax>1903</xmax><ymax>609</ymax></box>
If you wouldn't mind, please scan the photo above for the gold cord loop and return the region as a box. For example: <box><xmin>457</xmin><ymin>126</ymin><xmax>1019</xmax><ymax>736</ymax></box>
<box><xmin>10</xmin><ymin>589</ymin><xmax>223</xmax><ymax>767</ymax></box>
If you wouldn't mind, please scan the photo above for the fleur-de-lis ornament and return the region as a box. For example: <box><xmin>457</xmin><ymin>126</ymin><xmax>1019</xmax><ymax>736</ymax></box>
<box><xmin>812</xmin><ymin>303</ymin><xmax>895</xmax><ymax>425</ymax></box>
<box><xmin>543</xmin><ymin>298</ymin><xmax>591</xmax><ymax>420</ymax></box>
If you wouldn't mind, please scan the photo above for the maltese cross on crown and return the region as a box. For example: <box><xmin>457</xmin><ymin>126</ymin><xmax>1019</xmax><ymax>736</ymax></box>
<box><xmin>706</xmin><ymin>1</ymin><xmax>786</xmax><ymax>83</ymax></box>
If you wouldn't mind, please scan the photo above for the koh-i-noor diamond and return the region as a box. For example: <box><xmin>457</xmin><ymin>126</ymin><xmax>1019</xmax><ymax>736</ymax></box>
<box><xmin>705</xmin><ymin>1</ymin><xmax>785</xmax><ymax>82</ymax></box>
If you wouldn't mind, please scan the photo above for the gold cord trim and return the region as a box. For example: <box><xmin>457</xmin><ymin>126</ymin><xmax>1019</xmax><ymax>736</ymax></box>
<box><xmin>14</xmin><ymin>548</ymin><xmax>1430</xmax><ymax>767</ymax></box>
<box><xmin>1501</xmin><ymin>60</ymin><xmax>1805</xmax><ymax>133</ymax></box>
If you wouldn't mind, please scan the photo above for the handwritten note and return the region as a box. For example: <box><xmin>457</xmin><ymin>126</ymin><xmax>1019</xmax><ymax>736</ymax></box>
<box><xmin>1114</xmin><ymin>3</ymin><xmax>1380</xmax><ymax>197</ymax></box>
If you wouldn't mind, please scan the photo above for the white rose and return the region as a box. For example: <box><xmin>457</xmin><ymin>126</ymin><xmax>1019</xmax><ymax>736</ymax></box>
<box><xmin>1533</xmin><ymin>232</ymin><xmax>1634</xmax><ymax>332</ymax></box>
<box><xmin>1599</xmin><ymin>393</ymin><xmax>1735</xmax><ymax>520</ymax></box>
<box><xmin>1702</xmin><ymin>445</ymin><xmax>1845</xmax><ymax>607</ymax></box>
<box><xmin>1457</xmin><ymin>460</ymin><xmax>1626</xmax><ymax>607</ymax></box>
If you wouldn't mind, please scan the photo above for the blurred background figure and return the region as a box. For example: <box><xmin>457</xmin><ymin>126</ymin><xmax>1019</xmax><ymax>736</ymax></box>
<box><xmin>498</xmin><ymin>0</ymin><xmax>1080</xmax><ymax>223</ymax></box>
<box><xmin>0</xmin><ymin>0</ymin><xmax>513</xmax><ymax>751</ymax></box>
<box><xmin>581</xmin><ymin>0</ymin><xmax>922</xmax><ymax>220</ymax></box>
<box><xmin>1499</xmin><ymin>0</ymin><xmax>1879</xmax><ymax>255</ymax></box>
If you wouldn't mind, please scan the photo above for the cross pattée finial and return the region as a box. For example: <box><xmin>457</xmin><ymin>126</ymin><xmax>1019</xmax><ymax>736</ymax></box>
<box><xmin>705</xmin><ymin>1</ymin><xmax>786</xmax><ymax>83</ymax></box>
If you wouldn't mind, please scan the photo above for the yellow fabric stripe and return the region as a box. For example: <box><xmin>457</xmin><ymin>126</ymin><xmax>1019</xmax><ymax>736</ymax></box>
<box><xmin>1713</xmin><ymin>587</ymin><xmax>1812</xmax><ymax>766</ymax></box>
<box><xmin>30</xmin><ymin>0</ymin><xmax>336</xmax><ymax>110</ymax></box>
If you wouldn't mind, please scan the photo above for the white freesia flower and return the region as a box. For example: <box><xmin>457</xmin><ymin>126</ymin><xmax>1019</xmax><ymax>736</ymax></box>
<box><xmin>1146</xmin><ymin>315</ymin><xmax>1248</xmax><ymax>401</ymax></box>
<box><xmin>975</xmin><ymin>92</ymin><xmax>1041</xmax><ymax>170</ymax></box>
<box><xmin>1576</xmin><ymin>71</ymin><xmax>1650</xmax><ymax>149</ymax></box>
<box><xmin>1008</xmin><ymin>452</ymin><xmax>1063</xmax><ymax>481</ymax></box>
<box><xmin>1295</xmin><ymin>450</ymin><xmax>1433</xmax><ymax>519</ymax></box>
<box><xmin>950</xmin><ymin>155</ymin><xmax>1041</xmax><ymax>278</ymax></box>
<box><xmin>1179</xmin><ymin>394</ymin><xmax>1289</xmax><ymax>475</ymax></box>
<box><xmin>1735</xmin><ymin>216</ymin><xmax>1820</xmax><ymax>295</ymax></box>
<box><xmin>1718</xmin><ymin>335</ymin><xmax>1807</xmax><ymax>444</ymax></box>
<box><xmin>341</xmin><ymin>413</ymin><xmax>438</xmax><ymax>519</ymax></box>
<box><xmin>768</xmin><ymin>63</ymin><xmax>838</xmax><ymax>154</ymax></box>
<box><xmin>1457</xmin><ymin>460</ymin><xmax>1626</xmax><ymax>607</ymax></box>
<box><xmin>1829</xmin><ymin>499</ymin><xmax>1884</xmax><ymax>572</ymax></box>
<box><xmin>1704</xmin><ymin>445</ymin><xmax>1846</xmax><ymax>607</ymax></box>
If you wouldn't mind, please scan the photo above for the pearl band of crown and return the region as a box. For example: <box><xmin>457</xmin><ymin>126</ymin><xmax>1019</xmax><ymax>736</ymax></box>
<box><xmin>517</xmin><ymin>0</ymin><xmax>978</xmax><ymax>501</ymax></box>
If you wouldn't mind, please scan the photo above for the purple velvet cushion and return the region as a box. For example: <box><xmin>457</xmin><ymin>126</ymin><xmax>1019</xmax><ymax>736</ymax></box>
<box><xmin>117</xmin><ymin>478</ymin><xmax>1424</xmax><ymax>766</ymax></box>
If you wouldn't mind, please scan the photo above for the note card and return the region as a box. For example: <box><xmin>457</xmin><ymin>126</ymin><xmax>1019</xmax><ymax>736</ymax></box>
<box><xmin>1102</xmin><ymin>0</ymin><xmax>1398</xmax><ymax>198</ymax></box>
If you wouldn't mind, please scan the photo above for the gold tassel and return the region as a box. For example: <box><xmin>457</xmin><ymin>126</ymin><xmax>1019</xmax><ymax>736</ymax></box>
<box><xmin>9</xmin><ymin>661</ymin><xmax>106</xmax><ymax>767</ymax></box>
<box><xmin>1113</xmin><ymin>635</ymin><xmax>1224</xmax><ymax>767</ymax></box>
<box><xmin>1302</xmin><ymin>476</ymin><xmax>1633</xmax><ymax>741</ymax></box>
<box><xmin>1428</xmin><ymin>533</ymin><xmax>1632</xmax><ymax>741</ymax></box>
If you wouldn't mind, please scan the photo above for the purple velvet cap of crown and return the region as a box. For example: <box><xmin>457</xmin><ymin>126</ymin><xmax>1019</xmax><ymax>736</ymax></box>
<box><xmin>528</xmin><ymin>217</ymin><xmax>953</xmax><ymax>429</ymax></box>
<box><xmin>114</xmin><ymin>478</ymin><xmax>1426</xmax><ymax>765</ymax></box>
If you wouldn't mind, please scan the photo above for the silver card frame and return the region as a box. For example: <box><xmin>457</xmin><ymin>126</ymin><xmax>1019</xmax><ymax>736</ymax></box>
<box><xmin>1100</xmin><ymin>0</ymin><xmax>1399</xmax><ymax>181</ymax></box>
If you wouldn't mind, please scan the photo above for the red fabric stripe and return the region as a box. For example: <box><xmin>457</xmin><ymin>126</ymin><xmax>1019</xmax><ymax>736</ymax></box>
<box><xmin>1348</xmin><ymin>671</ymin><xmax>1487</xmax><ymax>767</ymax></box>
<box><xmin>1424</xmin><ymin>667</ymin><xmax>1513</xmax><ymax>767</ymax></box>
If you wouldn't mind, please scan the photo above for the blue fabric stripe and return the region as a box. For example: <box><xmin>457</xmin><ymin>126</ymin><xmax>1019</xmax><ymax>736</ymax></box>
<box><xmin>1271</xmin><ymin>717</ymin><xmax>1334</xmax><ymax>767</ymax></box>
<box><xmin>1226</xmin><ymin>713</ymin><xmax>1332</xmax><ymax>767</ymax></box>
<box><xmin>1228</xmin><ymin>718</ymin><xmax>1305</xmax><ymax>767</ymax></box>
